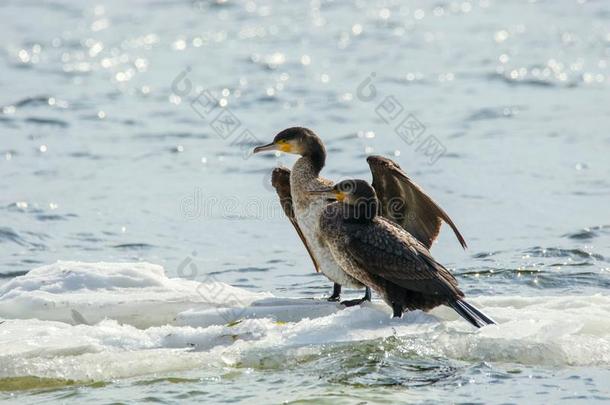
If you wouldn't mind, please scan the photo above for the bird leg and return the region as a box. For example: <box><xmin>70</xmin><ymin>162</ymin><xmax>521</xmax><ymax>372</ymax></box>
<box><xmin>341</xmin><ymin>287</ymin><xmax>371</xmax><ymax>307</ymax></box>
<box><xmin>327</xmin><ymin>283</ymin><xmax>341</xmax><ymax>302</ymax></box>
<box><xmin>391</xmin><ymin>302</ymin><xmax>403</xmax><ymax>318</ymax></box>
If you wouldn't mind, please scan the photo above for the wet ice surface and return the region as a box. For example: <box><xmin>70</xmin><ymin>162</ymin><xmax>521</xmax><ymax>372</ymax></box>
<box><xmin>1</xmin><ymin>0</ymin><xmax>610</xmax><ymax>403</ymax></box>
<box><xmin>1</xmin><ymin>262</ymin><xmax>610</xmax><ymax>403</ymax></box>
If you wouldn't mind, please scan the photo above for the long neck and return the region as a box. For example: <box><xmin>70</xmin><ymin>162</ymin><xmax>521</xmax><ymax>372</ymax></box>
<box><xmin>302</xmin><ymin>139</ymin><xmax>326</xmax><ymax>175</ymax></box>
<box><xmin>293</xmin><ymin>156</ymin><xmax>317</xmax><ymax>182</ymax></box>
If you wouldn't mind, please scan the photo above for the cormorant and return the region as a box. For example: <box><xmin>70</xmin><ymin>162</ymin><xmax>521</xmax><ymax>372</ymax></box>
<box><xmin>313</xmin><ymin>179</ymin><xmax>496</xmax><ymax>328</ymax></box>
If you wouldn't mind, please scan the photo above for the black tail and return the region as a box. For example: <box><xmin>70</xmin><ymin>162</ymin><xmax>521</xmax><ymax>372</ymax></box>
<box><xmin>450</xmin><ymin>299</ymin><xmax>496</xmax><ymax>328</ymax></box>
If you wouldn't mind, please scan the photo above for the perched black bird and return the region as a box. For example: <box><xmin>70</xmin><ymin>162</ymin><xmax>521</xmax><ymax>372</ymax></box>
<box><xmin>312</xmin><ymin>179</ymin><xmax>496</xmax><ymax>328</ymax></box>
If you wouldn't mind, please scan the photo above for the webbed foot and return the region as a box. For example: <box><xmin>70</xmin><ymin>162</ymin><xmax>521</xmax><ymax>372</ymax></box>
<box><xmin>340</xmin><ymin>287</ymin><xmax>371</xmax><ymax>307</ymax></box>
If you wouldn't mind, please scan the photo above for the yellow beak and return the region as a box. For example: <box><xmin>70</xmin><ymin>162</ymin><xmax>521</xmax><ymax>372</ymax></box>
<box><xmin>253</xmin><ymin>141</ymin><xmax>293</xmax><ymax>154</ymax></box>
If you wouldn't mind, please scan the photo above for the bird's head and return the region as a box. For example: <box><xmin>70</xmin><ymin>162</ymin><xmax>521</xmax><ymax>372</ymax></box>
<box><xmin>253</xmin><ymin>127</ymin><xmax>324</xmax><ymax>157</ymax></box>
<box><xmin>309</xmin><ymin>179</ymin><xmax>378</xmax><ymax>220</ymax></box>
<box><xmin>333</xmin><ymin>179</ymin><xmax>377</xmax><ymax>204</ymax></box>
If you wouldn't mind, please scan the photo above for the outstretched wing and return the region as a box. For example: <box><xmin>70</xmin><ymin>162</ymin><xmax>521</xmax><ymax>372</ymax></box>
<box><xmin>271</xmin><ymin>167</ymin><xmax>320</xmax><ymax>273</ymax></box>
<box><xmin>344</xmin><ymin>218</ymin><xmax>463</xmax><ymax>298</ymax></box>
<box><xmin>367</xmin><ymin>155</ymin><xmax>467</xmax><ymax>250</ymax></box>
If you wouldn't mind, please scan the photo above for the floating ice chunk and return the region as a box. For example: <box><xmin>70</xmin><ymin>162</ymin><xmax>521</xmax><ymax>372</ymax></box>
<box><xmin>0</xmin><ymin>261</ymin><xmax>270</xmax><ymax>328</ymax></box>
<box><xmin>1</xmin><ymin>261</ymin><xmax>610</xmax><ymax>384</ymax></box>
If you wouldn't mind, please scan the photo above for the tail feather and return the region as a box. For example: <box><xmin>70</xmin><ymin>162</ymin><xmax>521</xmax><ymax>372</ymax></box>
<box><xmin>450</xmin><ymin>299</ymin><xmax>496</xmax><ymax>328</ymax></box>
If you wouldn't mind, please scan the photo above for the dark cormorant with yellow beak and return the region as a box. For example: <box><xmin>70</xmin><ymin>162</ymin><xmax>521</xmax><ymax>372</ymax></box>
<box><xmin>313</xmin><ymin>179</ymin><xmax>496</xmax><ymax>328</ymax></box>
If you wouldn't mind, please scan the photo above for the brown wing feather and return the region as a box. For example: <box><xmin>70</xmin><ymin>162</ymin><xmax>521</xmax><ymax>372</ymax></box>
<box><xmin>271</xmin><ymin>167</ymin><xmax>320</xmax><ymax>273</ymax></box>
<box><xmin>367</xmin><ymin>155</ymin><xmax>467</xmax><ymax>250</ymax></box>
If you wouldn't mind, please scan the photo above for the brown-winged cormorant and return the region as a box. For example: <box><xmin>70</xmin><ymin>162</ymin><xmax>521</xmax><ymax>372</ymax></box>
<box><xmin>313</xmin><ymin>179</ymin><xmax>496</xmax><ymax>328</ymax></box>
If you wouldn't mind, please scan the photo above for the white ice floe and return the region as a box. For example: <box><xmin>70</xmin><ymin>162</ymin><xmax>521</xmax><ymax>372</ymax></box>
<box><xmin>1</xmin><ymin>261</ymin><xmax>609</xmax><ymax>382</ymax></box>
<box><xmin>0</xmin><ymin>261</ymin><xmax>270</xmax><ymax>327</ymax></box>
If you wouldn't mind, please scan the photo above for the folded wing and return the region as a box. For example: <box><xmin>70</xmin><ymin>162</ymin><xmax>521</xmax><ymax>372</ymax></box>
<box><xmin>345</xmin><ymin>219</ymin><xmax>463</xmax><ymax>297</ymax></box>
<box><xmin>271</xmin><ymin>167</ymin><xmax>320</xmax><ymax>272</ymax></box>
